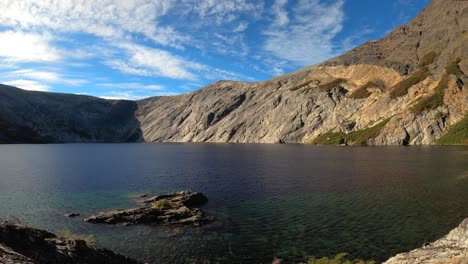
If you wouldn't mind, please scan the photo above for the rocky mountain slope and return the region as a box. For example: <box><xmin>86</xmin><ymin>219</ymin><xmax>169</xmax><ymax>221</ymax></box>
<box><xmin>0</xmin><ymin>85</ymin><xmax>142</xmax><ymax>143</ymax></box>
<box><xmin>0</xmin><ymin>0</ymin><xmax>466</xmax><ymax>145</ymax></box>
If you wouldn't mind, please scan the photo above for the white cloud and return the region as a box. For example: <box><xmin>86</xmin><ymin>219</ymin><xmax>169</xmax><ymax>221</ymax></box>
<box><xmin>0</xmin><ymin>31</ymin><xmax>60</xmax><ymax>62</ymax></box>
<box><xmin>271</xmin><ymin>0</ymin><xmax>289</xmax><ymax>26</ymax></box>
<box><xmin>7</xmin><ymin>69</ymin><xmax>87</xmax><ymax>86</ymax></box>
<box><xmin>11</xmin><ymin>69</ymin><xmax>59</xmax><ymax>82</ymax></box>
<box><xmin>263</xmin><ymin>0</ymin><xmax>345</xmax><ymax>66</ymax></box>
<box><xmin>4</xmin><ymin>79</ymin><xmax>50</xmax><ymax>91</ymax></box>
<box><xmin>233</xmin><ymin>22</ymin><xmax>249</xmax><ymax>33</ymax></box>
<box><xmin>98</xmin><ymin>83</ymin><xmax>165</xmax><ymax>91</ymax></box>
<box><xmin>107</xmin><ymin>43</ymin><xmax>205</xmax><ymax>80</ymax></box>
<box><xmin>0</xmin><ymin>0</ymin><xmax>185</xmax><ymax>48</ymax></box>
<box><xmin>180</xmin><ymin>1</ymin><xmax>263</xmax><ymax>25</ymax></box>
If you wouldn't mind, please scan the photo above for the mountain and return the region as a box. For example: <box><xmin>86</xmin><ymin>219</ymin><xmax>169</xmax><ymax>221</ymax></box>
<box><xmin>0</xmin><ymin>0</ymin><xmax>466</xmax><ymax>145</ymax></box>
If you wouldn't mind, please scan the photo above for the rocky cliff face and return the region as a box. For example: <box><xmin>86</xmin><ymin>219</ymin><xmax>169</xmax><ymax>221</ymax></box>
<box><xmin>137</xmin><ymin>0</ymin><xmax>467</xmax><ymax>145</ymax></box>
<box><xmin>0</xmin><ymin>0</ymin><xmax>466</xmax><ymax>145</ymax></box>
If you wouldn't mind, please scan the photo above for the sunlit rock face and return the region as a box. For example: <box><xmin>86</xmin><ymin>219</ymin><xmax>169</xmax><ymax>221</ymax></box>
<box><xmin>0</xmin><ymin>0</ymin><xmax>466</xmax><ymax>145</ymax></box>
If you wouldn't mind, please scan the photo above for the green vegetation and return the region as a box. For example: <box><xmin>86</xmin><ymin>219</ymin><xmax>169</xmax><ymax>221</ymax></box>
<box><xmin>346</xmin><ymin>119</ymin><xmax>390</xmax><ymax>146</ymax></box>
<box><xmin>445</xmin><ymin>58</ymin><xmax>462</xmax><ymax>76</ymax></box>
<box><xmin>390</xmin><ymin>52</ymin><xmax>439</xmax><ymax>99</ymax></box>
<box><xmin>349</xmin><ymin>80</ymin><xmax>385</xmax><ymax>99</ymax></box>
<box><xmin>318</xmin><ymin>78</ymin><xmax>347</xmax><ymax>92</ymax></box>
<box><xmin>418</xmin><ymin>51</ymin><xmax>438</xmax><ymax>67</ymax></box>
<box><xmin>312</xmin><ymin>131</ymin><xmax>346</xmax><ymax>145</ymax></box>
<box><xmin>390</xmin><ymin>68</ymin><xmax>429</xmax><ymax>98</ymax></box>
<box><xmin>436</xmin><ymin>114</ymin><xmax>468</xmax><ymax>145</ymax></box>
<box><xmin>410</xmin><ymin>75</ymin><xmax>448</xmax><ymax>114</ymax></box>
<box><xmin>300</xmin><ymin>253</ymin><xmax>376</xmax><ymax>264</ymax></box>
<box><xmin>289</xmin><ymin>79</ymin><xmax>318</xmax><ymax>91</ymax></box>
<box><xmin>58</xmin><ymin>230</ymin><xmax>96</xmax><ymax>246</ymax></box>
<box><xmin>312</xmin><ymin>119</ymin><xmax>390</xmax><ymax>146</ymax></box>
<box><xmin>410</xmin><ymin>58</ymin><xmax>463</xmax><ymax>115</ymax></box>
<box><xmin>289</xmin><ymin>78</ymin><xmax>348</xmax><ymax>92</ymax></box>
<box><xmin>152</xmin><ymin>199</ymin><xmax>178</xmax><ymax>210</ymax></box>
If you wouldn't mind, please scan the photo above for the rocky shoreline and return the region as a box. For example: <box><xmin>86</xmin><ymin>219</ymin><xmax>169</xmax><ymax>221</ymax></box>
<box><xmin>1</xmin><ymin>215</ymin><xmax>466</xmax><ymax>263</ymax></box>
<box><xmin>83</xmin><ymin>191</ymin><xmax>214</xmax><ymax>226</ymax></box>
<box><xmin>0</xmin><ymin>219</ymin><xmax>140</xmax><ymax>264</ymax></box>
<box><xmin>383</xmin><ymin>218</ymin><xmax>468</xmax><ymax>264</ymax></box>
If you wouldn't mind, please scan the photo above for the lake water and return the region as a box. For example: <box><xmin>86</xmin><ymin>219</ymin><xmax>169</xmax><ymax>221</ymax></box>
<box><xmin>0</xmin><ymin>144</ymin><xmax>467</xmax><ymax>263</ymax></box>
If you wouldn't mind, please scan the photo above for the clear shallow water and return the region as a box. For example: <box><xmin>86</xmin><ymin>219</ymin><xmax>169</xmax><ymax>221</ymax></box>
<box><xmin>0</xmin><ymin>144</ymin><xmax>467</xmax><ymax>263</ymax></box>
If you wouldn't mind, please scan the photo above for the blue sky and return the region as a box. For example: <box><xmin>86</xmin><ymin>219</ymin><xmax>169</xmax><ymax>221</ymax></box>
<box><xmin>0</xmin><ymin>0</ymin><xmax>430</xmax><ymax>100</ymax></box>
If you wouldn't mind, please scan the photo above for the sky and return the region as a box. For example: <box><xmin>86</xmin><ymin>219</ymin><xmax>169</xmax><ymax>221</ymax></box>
<box><xmin>0</xmin><ymin>0</ymin><xmax>431</xmax><ymax>100</ymax></box>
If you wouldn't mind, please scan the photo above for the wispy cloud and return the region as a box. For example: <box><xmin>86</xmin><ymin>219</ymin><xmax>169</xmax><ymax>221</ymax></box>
<box><xmin>4</xmin><ymin>79</ymin><xmax>50</xmax><ymax>91</ymax></box>
<box><xmin>0</xmin><ymin>0</ymin><xmax>378</xmax><ymax>98</ymax></box>
<box><xmin>5</xmin><ymin>69</ymin><xmax>87</xmax><ymax>86</ymax></box>
<box><xmin>0</xmin><ymin>0</ymin><xmax>184</xmax><ymax>48</ymax></box>
<box><xmin>97</xmin><ymin>83</ymin><xmax>165</xmax><ymax>91</ymax></box>
<box><xmin>106</xmin><ymin>43</ymin><xmax>204</xmax><ymax>80</ymax></box>
<box><xmin>263</xmin><ymin>0</ymin><xmax>345</xmax><ymax>66</ymax></box>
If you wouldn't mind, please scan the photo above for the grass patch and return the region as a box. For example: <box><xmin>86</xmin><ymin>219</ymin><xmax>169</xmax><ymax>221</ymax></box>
<box><xmin>390</xmin><ymin>68</ymin><xmax>429</xmax><ymax>98</ymax></box>
<box><xmin>289</xmin><ymin>79</ymin><xmax>318</xmax><ymax>91</ymax></box>
<box><xmin>436</xmin><ymin>114</ymin><xmax>468</xmax><ymax>145</ymax></box>
<box><xmin>418</xmin><ymin>51</ymin><xmax>438</xmax><ymax>67</ymax></box>
<box><xmin>346</xmin><ymin>119</ymin><xmax>390</xmax><ymax>146</ymax></box>
<box><xmin>410</xmin><ymin>75</ymin><xmax>449</xmax><ymax>114</ymax></box>
<box><xmin>312</xmin><ymin>119</ymin><xmax>390</xmax><ymax>146</ymax></box>
<box><xmin>300</xmin><ymin>253</ymin><xmax>376</xmax><ymax>264</ymax></box>
<box><xmin>349</xmin><ymin>80</ymin><xmax>385</xmax><ymax>99</ymax></box>
<box><xmin>311</xmin><ymin>131</ymin><xmax>346</xmax><ymax>145</ymax></box>
<box><xmin>410</xmin><ymin>58</ymin><xmax>463</xmax><ymax>115</ymax></box>
<box><xmin>152</xmin><ymin>199</ymin><xmax>179</xmax><ymax>210</ymax></box>
<box><xmin>445</xmin><ymin>58</ymin><xmax>462</xmax><ymax>76</ymax></box>
<box><xmin>318</xmin><ymin>78</ymin><xmax>347</xmax><ymax>92</ymax></box>
<box><xmin>58</xmin><ymin>230</ymin><xmax>96</xmax><ymax>246</ymax></box>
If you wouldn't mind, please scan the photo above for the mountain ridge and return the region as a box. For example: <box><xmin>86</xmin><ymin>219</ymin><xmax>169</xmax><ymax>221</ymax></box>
<box><xmin>0</xmin><ymin>0</ymin><xmax>466</xmax><ymax>145</ymax></box>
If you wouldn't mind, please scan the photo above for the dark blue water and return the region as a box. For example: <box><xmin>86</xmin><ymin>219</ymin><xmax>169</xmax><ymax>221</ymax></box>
<box><xmin>0</xmin><ymin>144</ymin><xmax>467</xmax><ymax>263</ymax></box>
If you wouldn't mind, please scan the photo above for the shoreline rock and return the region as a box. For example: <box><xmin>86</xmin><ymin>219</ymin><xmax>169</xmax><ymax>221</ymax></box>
<box><xmin>64</xmin><ymin>213</ymin><xmax>80</xmax><ymax>218</ymax></box>
<box><xmin>0</xmin><ymin>219</ymin><xmax>140</xmax><ymax>264</ymax></box>
<box><xmin>84</xmin><ymin>191</ymin><xmax>214</xmax><ymax>226</ymax></box>
<box><xmin>383</xmin><ymin>218</ymin><xmax>468</xmax><ymax>264</ymax></box>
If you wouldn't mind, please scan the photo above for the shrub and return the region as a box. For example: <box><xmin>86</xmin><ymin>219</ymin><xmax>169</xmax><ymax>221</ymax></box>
<box><xmin>410</xmin><ymin>75</ymin><xmax>449</xmax><ymax>114</ymax></box>
<box><xmin>312</xmin><ymin>119</ymin><xmax>390</xmax><ymax>146</ymax></box>
<box><xmin>318</xmin><ymin>78</ymin><xmax>347</xmax><ymax>92</ymax></box>
<box><xmin>418</xmin><ymin>51</ymin><xmax>438</xmax><ymax>67</ymax></box>
<box><xmin>390</xmin><ymin>68</ymin><xmax>429</xmax><ymax>98</ymax></box>
<box><xmin>436</xmin><ymin>114</ymin><xmax>468</xmax><ymax>145</ymax></box>
<box><xmin>289</xmin><ymin>79</ymin><xmax>317</xmax><ymax>91</ymax></box>
<box><xmin>349</xmin><ymin>82</ymin><xmax>380</xmax><ymax>99</ymax></box>
<box><xmin>346</xmin><ymin>119</ymin><xmax>390</xmax><ymax>146</ymax></box>
<box><xmin>311</xmin><ymin>131</ymin><xmax>346</xmax><ymax>145</ymax></box>
<box><xmin>300</xmin><ymin>253</ymin><xmax>376</xmax><ymax>264</ymax></box>
<box><xmin>410</xmin><ymin>58</ymin><xmax>462</xmax><ymax>115</ymax></box>
<box><xmin>58</xmin><ymin>230</ymin><xmax>96</xmax><ymax>246</ymax></box>
<box><xmin>152</xmin><ymin>199</ymin><xmax>178</xmax><ymax>210</ymax></box>
<box><xmin>445</xmin><ymin>58</ymin><xmax>462</xmax><ymax>76</ymax></box>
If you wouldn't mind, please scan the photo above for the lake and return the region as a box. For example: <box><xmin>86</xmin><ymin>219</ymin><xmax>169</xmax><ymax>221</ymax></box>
<box><xmin>0</xmin><ymin>144</ymin><xmax>467</xmax><ymax>263</ymax></box>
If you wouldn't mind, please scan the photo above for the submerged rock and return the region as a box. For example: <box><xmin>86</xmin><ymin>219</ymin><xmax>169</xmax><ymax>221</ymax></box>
<box><xmin>384</xmin><ymin>218</ymin><xmax>468</xmax><ymax>264</ymax></box>
<box><xmin>0</xmin><ymin>219</ymin><xmax>140</xmax><ymax>264</ymax></box>
<box><xmin>64</xmin><ymin>213</ymin><xmax>80</xmax><ymax>218</ymax></box>
<box><xmin>84</xmin><ymin>191</ymin><xmax>213</xmax><ymax>226</ymax></box>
